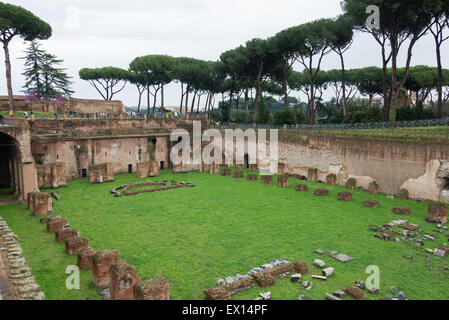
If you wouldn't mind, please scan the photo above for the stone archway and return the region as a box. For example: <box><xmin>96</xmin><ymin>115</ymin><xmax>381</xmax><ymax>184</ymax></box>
<box><xmin>0</xmin><ymin>132</ymin><xmax>20</xmax><ymax>199</ymax></box>
<box><xmin>0</xmin><ymin>120</ymin><xmax>39</xmax><ymax>202</ymax></box>
<box><xmin>436</xmin><ymin>162</ymin><xmax>449</xmax><ymax>203</ymax></box>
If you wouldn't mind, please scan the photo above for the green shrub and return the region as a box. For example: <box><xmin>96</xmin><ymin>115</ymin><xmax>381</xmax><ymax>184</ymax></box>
<box><xmin>273</xmin><ymin>108</ymin><xmax>297</xmax><ymax>125</ymax></box>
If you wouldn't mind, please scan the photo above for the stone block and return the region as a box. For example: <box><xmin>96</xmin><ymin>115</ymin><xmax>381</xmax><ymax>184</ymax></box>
<box><xmin>344</xmin><ymin>285</ymin><xmax>368</xmax><ymax>300</ymax></box>
<box><xmin>233</xmin><ymin>171</ymin><xmax>244</xmax><ymax>178</ymax></box>
<box><xmin>136</xmin><ymin>162</ymin><xmax>150</xmax><ymax>178</ymax></box>
<box><xmin>110</xmin><ymin>261</ymin><xmax>141</xmax><ymax>300</ymax></box>
<box><xmin>400</xmin><ymin>224</ymin><xmax>419</xmax><ymax>231</ymax></box>
<box><xmin>209</xmin><ymin>164</ymin><xmax>221</xmax><ymax>175</ymax></box>
<box><xmin>77</xmin><ymin>247</ymin><xmax>96</xmax><ymax>270</ymax></box>
<box><xmin>427</xmin><ymin>203</ymin><xmax>448</xmax><ymax>224</ymax></box>
<box><xmin>313</xmin><ymin>189</ymin><xmax>329</xmax><ymax>197</ymax></box>
<box><xmin>367</xmin><ymin>181</ymin><xmax>379</xmax><ymax>193</ymax></box>
<box><xmin>46</xmin><ymin>217</ymin><xmax>67</xmax><ymax>232</ymax></box>
<box><xmin>27</xmin><ymin>192</ymin><xmax>39</xmax><ymax>210</ymax></box>
<box><xmin>393</xmin><ymin>207</ymin><xmax>411</xmax><ymax>215</ymax></box>
<box><xmin>363</xmin><ymin>199</ymin><xmax>380</xmax><ymax>208</ymax></box>
<box><xmin>92</xmin><ymin>250</ymin><xmax>120</xmax><ymax>288</ymax></box>
<box><xmin>221</xmin><ymin>168</ymin><xmax>232</xmax><ymax>176</ymax></box>
<box><xmin>252</xmin><ymin>271</ymin><xmax>275</xmax><ymax>288</ymax></box>
<box><xmin>346</xmin><ymin>178</ymin><xmax>357</xmax><ymax>190</ymax></box>
<box><xmin>32</xmin><ymin>193</ymin><xmax>53</xmax><ymax>216</ymax></box>
<box><xmin>133</xmin><ymin>276</ymin><xmax>170</xmax><ymax>300</ymax></box>
<box><xmin>51</xmin><ymin>162</ymin><xmax>67</xmax><ymax>188</ymax></box>
<box><xmin>338</xmin><ymin>191</ymin><xmax>352</xmax><ymax>201</ymax></box>
<box><xmin>55</xmin><ymin>227</ymin><xmax>78</xmax><ymax>243</ymax></box>
<box><xmin>293</xmin><ymin>261</ymin><xmax>309</xmax><ymax>274</ymax></box>
<box><xmin>89</xmin><ymin>163</ymin><xmax>114</xmax><ymax>184</ymax></box>
<box><xmin>295</xmin><ymin>184</ymin><xmax>308</xmax><ymax>192</ymax></box>
<box><xmin>247</xmin><ymin>174</ymin><xmax>258</xmax><ymax>181</ymax></box>
<box><xmin>261</xmin><ymin>175</ymin><xmax>273</xmax><ymax>185</ymax></box>
<box><xmin>65</xmin><ymin>236</ymin><xmax>88</xmax><ymax>255</ymax></box>
<box><xmin>326</xmin><ymin>174</ymin><xmax>337</xmax><ymax>186</ymax></box>
<box><xmin>149</xmin><ymin>161</ymin><xmax>159</xmax><ymax>176</ymax></box>
<box><xmin>307</xmin><ymin>168</ymin><xmax>318</xmax><ymax>182</ymax></box>
<box><xmin>204</xmin><ymin>286</ymin><xmax>231</xmax><ymax>300</ymax></box>
<box><xmin>277</xmin><ymin>175</ymin><xmax>289</xmax><ymax>188</ymax></box>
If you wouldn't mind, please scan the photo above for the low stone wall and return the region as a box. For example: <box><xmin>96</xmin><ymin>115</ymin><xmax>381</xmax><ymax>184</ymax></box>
<box><xmin>136</xmin><ymin>161</ymin><xmax>159</xmax><ymax>178</ymax></box>
<box><xmin>122</xmin><ymin>181</ymin><xmax>185</xmax><ymax>196</ymax></box>
<box><xmin>204</xmin><ymin>259</ymin><xmax>298</xmax><ymax>300</ymax></box>
<box><xmin>36</xmin><ymin>162</ymin><xmax>67</xmax><ymax>189</ymax></box>
<box><xmin>0</xmin><ymin>217</ymin><xmax>45</xmax><ymax>300</ymax></box>
<box><xmin>89</xmin><ymin>163</ymin><xmax>114</xmax><ymax>184</ymax></box>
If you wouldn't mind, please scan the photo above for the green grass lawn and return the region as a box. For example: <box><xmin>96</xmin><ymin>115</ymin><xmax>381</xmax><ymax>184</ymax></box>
<box><xmin>0</xmin><ymin>169</ymin><xmax>448</xmax><ymax>300</ymax></box>
<box><xmin>0</xmin><ymin>110</ymin><xmax>62</xmax><ymax>119</ymax></box>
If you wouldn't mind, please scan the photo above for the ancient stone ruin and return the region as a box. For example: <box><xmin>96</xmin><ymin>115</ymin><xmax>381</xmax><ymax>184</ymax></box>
<box><xmin>221</xmin><ymin>168</ymin><xmax>232</xmax><ymax>176</ymax></box>
<box><xmin>338</xmin><ymin>191</ymin><xmax>352</xmax><ymax>201</ymax></box>
<box><xmin>133</xmin><ymin>276</ymin><xmax>170</xmax><ymax>300</ymax></box>
<box><xmin>136</xmin><ymin>161</ymin><xmax>159</xmax><ymax>178</ymax></box>
<box><xmin>326</xmin><ymin>174</ymin><xmax>337</xmax><ymax>186</ymax></box>
<box><xmin>109</xmin><ymin>261</ymin><xmax>141</xmax><ymax>300</ymax></box>
<box><xmin>77</xmin><ymin>247</ymin><xmax>96</xmax><ymax>270</ymax></box>
<box><xmin>307</xmin><ymin>168</ymin><xmax>318</xmax><ymax>182</ymax></box>
<box><xmin>36</xmin><ymin>162</ymin><xmax>67</xmax><ymax>189</ymax></box>
<box><xmin>367</xmin><ymin>181</ymin><xmax>379</xmax><ymax>193</ymax></box>
<box><xmin>247</xmin><ymin>174</ymin><xmax>258</xmax><ymax>181</ymax></box>
<box><xmin>313</xmin><ymin>189</ymin><xmax>329</xmax><ymax>197</ymax></box>
<box><xmin>427</xmin><ymin>203</ymin><xmax>448</xmax><ymax>224</ymax></box>
<box><xmin>295</xmin><ymin>184</ymin><xmax>308</xmax><ymax>192</ymax></box>
<box><xmin>346</xmin><ymin>178</ymin><xmax>357</xmax><ymax>190</ymax></box>
<box><xmin>92</xmin><ymin>250</ymin><xmax>121</xmax><ymax>289</ymax></box>
<box><xmin>363</xmin><ymin>199</ymin><xmax>380</xmax><ymax>208</ymax></box>
<box><xmin>28</xmin><ymin>192</ymin><xmax>53</xmax><ymax>216</ymax></box>
<box><xmin>393</xmin><ymin>207</ymin><xmax>411</xmax><ymax>216</ymax></box>
<box><xmin>46</xmin><ymin>216</ymin><xmax>67</xmax><ymax>232</ymax></box>
<box><xmin>65</xmin><ymin>236</ymin><xmax>89</xmax><ymax>255</ymax></box>
<box><xmin>261</xmin><ymin>175</ymin><xmax>273</xmax><ymax>185</ymax></box>
<box><xmin>202</xmin><ymin>163</ymin><xmax>220</xmax><ymax>174</ymax></box>
<box><xmin>344</xmin><ymin>285</ymin><xmax>368</xmax><ymax>300</ymax></box>
<box><xmin>233</xmin><ymin>171</ymin><xmax>244</xmax><ymax>178</ymax></box>
<box><xmin>88</xmin><ymin>163</ymin><xmax>114</xmax><ymax>184</ymax></box>
<box><xmin>122</xmin><ymin>181</ymin><xmax>185</xmax><ymax>196</ymax></box>
<box><xmin>277</xmin><ymin>175</ymin><xmax>289</xmax><ymax>188</ymax></box>
<box><xmin>55</xmin><ymin>227</ymin><xmax>78</xmax><ymax>243</ymax></box>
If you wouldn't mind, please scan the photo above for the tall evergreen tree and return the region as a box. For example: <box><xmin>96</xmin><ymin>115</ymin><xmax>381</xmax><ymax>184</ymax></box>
<box><xmin>21</xmin><ymin>40</ymin><xmax>73</xmax><ymax>100</ymax></box>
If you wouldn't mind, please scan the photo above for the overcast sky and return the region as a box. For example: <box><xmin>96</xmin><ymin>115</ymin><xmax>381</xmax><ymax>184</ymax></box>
<box><xmin>1</xmin><ymin>0</ymin><xmax>448</xmax><ymax>109</ymax></box>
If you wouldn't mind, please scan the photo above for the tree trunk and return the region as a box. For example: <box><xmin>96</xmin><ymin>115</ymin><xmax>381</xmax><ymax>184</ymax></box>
<box><xmin>283</xmin><ymin>68</ymin><xmax>289</xmax><ymax>109</ymax></box>
<box><xmin>196</xmin><ymin>94</ymin><xmax>201</xmax><ymax>114</ymax></box>
<box><xmin>146</xmin><ymin>87</ymin><xmax>151</xmax><ymax>119</ymax></box>
<box><xmin>137</xmin><ymin>91</ymin><xmax>142</xmax><ymax>114</ymax></box>
<box><xmin>180</xmin><ymin>83</ymin><xmax>184</xmax><ymax>115</ymax></box>
<box><xmin>244</xmin><ymin>81</ymin><xmax>249</xmax><ymax>123</ymax></box>
<box><xmin>161</xmin><ymin>84</ymin><xmax>164</xmax><ymax>119</ymax></box>
<box><xmin>309</xmin><ymin>78</ymin><xmax>315</xmax><ymax>125</ymax></box>
<box><xmin>389</xmin><ymin>35</ymin><xmax>399</xmax><ymax>128</ymax></box>
<box><xmin>339</xmin><ymin>52</ymin><xmax>347</xmax><ymax>118</ymax></box>
<box><xmin>185</xmin><ymin>85</ymin><xmax>190</xmax><ymax>116</ymax></box>
<box><xmin>435</xmin><ymin>34</ymin><xmax>443</xmax><ymax>119</ymax></box>
<box><xmin>3</xmin><ymin>42</ymin><xmax>14</xmax><ymax>112</ymax></box>
<box><xmin>228</xmin><ymin>90</ymin><xmax>233</xmax><ymax>123</ymax></box>
<box><xmin>190</xmin><ymin>91</ymin><xmax>196</xmax><ymax>114</ymax></box>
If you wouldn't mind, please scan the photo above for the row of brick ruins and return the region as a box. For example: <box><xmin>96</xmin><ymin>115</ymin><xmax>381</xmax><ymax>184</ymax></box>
<box><xmin>219</xmin><ymin>169</ymin><xmax>449</xmax><ymax>224</ymax></box>
<box><xmin>25</xmin><ymin>195</ymin><xmax>170</xmax><ymax>300</ymax></box>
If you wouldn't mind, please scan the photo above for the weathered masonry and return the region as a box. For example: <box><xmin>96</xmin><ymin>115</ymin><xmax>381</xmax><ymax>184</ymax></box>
<box><xmin>1</xmin><ymin>118</ymin><xmax>448</xmax><ymax>204</ymax></box>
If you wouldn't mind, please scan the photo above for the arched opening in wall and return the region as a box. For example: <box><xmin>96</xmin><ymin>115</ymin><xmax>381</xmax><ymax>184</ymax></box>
<box><xmin>0</xmin><ymin>132</ymin><xmax>21</xmax><ymax>201</ymax></box>
<box><xmin>440</xmin><ymin>177</ymin><xmax>449</xmax><ymax>203</ymax></box>
<box><xmin>244</xmin><ymin>154</ymin><xmax>249</xmax><ymax>169</ymax></box>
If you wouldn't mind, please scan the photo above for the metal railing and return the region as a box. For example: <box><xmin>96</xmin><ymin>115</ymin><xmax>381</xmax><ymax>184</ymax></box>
<box><xmin>209</xmin><ymin>118</ymin><xmax>449</xmax><ymax>141</ymax></box>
